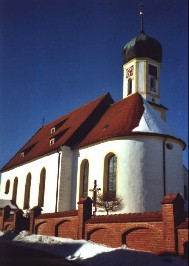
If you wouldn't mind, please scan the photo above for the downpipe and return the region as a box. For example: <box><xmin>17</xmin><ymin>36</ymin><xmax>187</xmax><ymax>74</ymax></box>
<box><xmin>163</xmin><ymin>137</ymin><xmax>167</xmax><ymax>196</ymax></box>
<box><xmin>55</xmin><ymin>148</ymin><xmax>61</xmax><ymax>212</ymax></box>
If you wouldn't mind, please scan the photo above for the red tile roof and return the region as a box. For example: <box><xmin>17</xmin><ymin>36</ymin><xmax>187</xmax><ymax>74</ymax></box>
<box><xmin>77</xmin><ymin>93</ymin><xmax>144</xmax><ymax>148</ymax></box>
<box><xmin>77</xmin><ymin>93</ymin><xmax>186</xmax><ymax>149</ymax></box>
<box><xmin>1</xmin><ymin>92</ymin><xmax>185</xmax><ymax>171</ymax></box>
<box><xmin>2</xmin><ymin>93</ymin><xmax>114</xmax><ymax>171</ymax></box>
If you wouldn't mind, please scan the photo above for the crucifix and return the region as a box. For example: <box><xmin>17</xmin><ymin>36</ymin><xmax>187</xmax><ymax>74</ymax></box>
<box><xmin>89</xmin><ymin>180</ymin><xmax>101</xmax><ymax>216</ymax></box>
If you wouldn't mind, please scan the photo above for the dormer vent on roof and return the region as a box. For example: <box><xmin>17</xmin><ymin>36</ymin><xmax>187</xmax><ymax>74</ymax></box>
<box><xmin>50</xmin><ymin>138</ymin><xmax>55</xmax><ymax>146</ymax></box>
<box><xmin>51</xmin><ymin>118</ymin><xmax>68</xmax><ymax>134</ymax></box>
<box><xmin>20</xmin><ymin>143</ymin><xmax>37</xmax><ymax>157</ymax></box>
<box><xmin>49</xmin><ymin>128</ymin><xmax>70</xmax><ymax>146</ymax></box>
<box><xmin>51</xmin><ymin>127</ymin><xmax>56</xmax><ymax>134</ymax></box>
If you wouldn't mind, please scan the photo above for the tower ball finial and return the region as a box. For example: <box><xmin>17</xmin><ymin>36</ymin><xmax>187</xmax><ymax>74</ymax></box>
<box><xmin>139</xmin><ymin>3</ymin><xmax>145</xmax><ymax>34</ymax></box>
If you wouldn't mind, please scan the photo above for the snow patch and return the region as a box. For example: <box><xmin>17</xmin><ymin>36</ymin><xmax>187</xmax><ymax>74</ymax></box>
<box><xmin>133</xmin><ymin>99</ymin><xmax>177</xmax><ymax>137</ymax></box>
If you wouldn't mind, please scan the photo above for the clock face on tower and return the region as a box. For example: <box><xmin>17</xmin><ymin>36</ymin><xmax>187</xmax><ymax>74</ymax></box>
<box><xmin>126</xmin><ymin>65</ymin><xmax>134</xmax><ymax>79</ymax></box>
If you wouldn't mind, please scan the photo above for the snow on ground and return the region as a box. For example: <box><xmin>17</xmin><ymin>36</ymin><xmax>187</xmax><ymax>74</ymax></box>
<box><xmin>133</xmin><ymin>98</ymin><xmax>177</xmax><ymax>137</ymax></box>
<box><xmin>0</xmin><ymin>230</ymin><xmax>187</xmax><ymax>266</ymax></box>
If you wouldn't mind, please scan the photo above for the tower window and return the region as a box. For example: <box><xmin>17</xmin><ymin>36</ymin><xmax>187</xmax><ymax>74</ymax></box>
<box><xmin>128</xmin><ymin>78</ymin><xmax>132</xmax><ymax>95</ymax></box>
<box><xmin>149</xmin><ymin>77</ymin><xmax>156</xmax><ymax>93</ymax></box>
<box><xmin>149</xmin><ymin>64</ymin><xmax>157</xmax><ymax>78</ymax></box>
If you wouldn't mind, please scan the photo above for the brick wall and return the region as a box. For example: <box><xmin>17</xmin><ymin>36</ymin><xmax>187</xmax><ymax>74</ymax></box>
<box><xmin>34</xmin><ymin>211</ymin><xmax>78</xmax><ymax>239</ymax></box>
<box><xmin>85</xmin><ymin>213</ymin><xmax>164</xmax><ymax>253</ymax></box>
<box><xmin>177</xmin><ymin>218</ymin><xmax>189</xmax><ymax>256</ymax></box>
<box><xmin>0</xmin><ymin>206</ymin><xmax>29</xmax><ymax>232</ymax></box>
<box><xmin>1</xmin><ymin>194</ymin><xmax>188</xmax><ymax>256</ymax></box>
<box><xmin>27</xmin><ymin>193</ymin><xmax>188</xmax><ymax>256</ymax></box>
<box><xmin>30</xmin><ymin>198</ymin><xmax>93</xmax><ymax>240</ymax></box>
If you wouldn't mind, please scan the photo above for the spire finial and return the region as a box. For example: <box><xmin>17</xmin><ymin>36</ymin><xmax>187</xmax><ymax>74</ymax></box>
<box><xmin>139</xmin><ymin>3</ymin><xmax>145</xmax><ymax>34</ymax></box>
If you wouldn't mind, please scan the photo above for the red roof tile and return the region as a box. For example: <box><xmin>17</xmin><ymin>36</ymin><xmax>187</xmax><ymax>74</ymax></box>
<box><xmin>77</xmin><ymin>93</ymin><xmax>144</xmax><ymax>148</ymax></box>
<box><xmin>1</xmin><ymin>92</ymin><xmax>185</xmax><ymax>171</ymax></box>
<box><xmin>2</xmin><ymin>93</ymin><xmax>114</xmax><ymax>171</ymax></box>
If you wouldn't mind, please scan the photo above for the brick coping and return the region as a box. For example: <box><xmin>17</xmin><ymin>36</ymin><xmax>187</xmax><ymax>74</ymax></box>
<box><xmin>86</xmin><ymin>212</ymin><xmax>163</xmax><ymax>224</ymax></box>
<box><xmin>37</xmin><ymin>210</ymin><xmax>78</xmax><ymax>219</ymax></box>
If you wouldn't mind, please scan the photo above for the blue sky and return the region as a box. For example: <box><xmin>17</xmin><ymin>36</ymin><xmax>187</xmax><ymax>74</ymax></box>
<box><xmin>0</xmin><ymin>0</ymin><xmax>188</xmax><ymax>169</ymax></box>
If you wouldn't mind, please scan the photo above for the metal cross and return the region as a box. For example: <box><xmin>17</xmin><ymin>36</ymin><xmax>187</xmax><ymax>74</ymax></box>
<box><xmin>89</xmin><ymin>180</ymin><xmax>101</xmax><ymax>215</ymax></box>
<box><xmin>139</xmin><ymin>3</ymin><xmax>145</xmax><ymax>34</ymax></box>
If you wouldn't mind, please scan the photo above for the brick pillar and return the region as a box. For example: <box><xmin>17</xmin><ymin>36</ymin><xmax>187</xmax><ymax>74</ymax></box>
<box><xmin>0</xmin><ymin>205</ymin><xmax>11</xmax><ymax>231</ymax></box>
<box><xmin>29</xmin><ymin>206</ymin><xmax>42</xmax><ymax>234</ymax></box>
<box><xmin>161</xmin><ymin>193</ymin><xmax>185</xmax><ymax>254</ymax></box>
<box><xmin>77</xmin><ymin>197</ymin><xmax>92</xmax><ymax>239</ymax></box>
<box><xmin>14</xmin><ymin>209</ymin><xmax>23</xmax><ymax>232</ymax></box>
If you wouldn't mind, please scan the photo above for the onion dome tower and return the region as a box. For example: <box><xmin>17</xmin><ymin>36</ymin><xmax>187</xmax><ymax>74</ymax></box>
<box><xmin>122</xmin><ymin>5</ymin><xmax>167</xmax><ymax>120</ymax></box>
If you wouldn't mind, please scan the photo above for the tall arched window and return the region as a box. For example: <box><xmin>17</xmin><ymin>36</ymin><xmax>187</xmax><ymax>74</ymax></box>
<box><xmin>38</xmin><ymin>168</ymin><xmax>46</xmax><ymax>207</ymax></box>
<box><xmin>128</xmin><ymin>78</ymin><xmax>132</xmax><ymax>95</ymax></box>
<box><xmin>23</xmin><ymin>173</ymin><xmax>31</xmax><ymax>209</ymax></box>
<box><xmin>4</xmin><ymin>180</ymin><xmax>10</xmax><ymax>194</ymax></box>
<box><xmin>104</xmin><ymin>153</ymin><xmax>117</xmax><ymax>199</ymax></box>
<box><xmin>79</xmin><ymin>160</ymin><xmax>89</xmax><ymax>198</ymax></box>
<box><xmin>12</xmin><ymin>177</ymin><xmax>18</xmax><ymax>204</ymax></box>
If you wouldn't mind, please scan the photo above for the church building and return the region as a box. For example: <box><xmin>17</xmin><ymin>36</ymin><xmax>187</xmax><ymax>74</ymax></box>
<box><xmin>0</xmin><ymin>14</ymin><xmax>187</xmax><ymax>215</ymax></box>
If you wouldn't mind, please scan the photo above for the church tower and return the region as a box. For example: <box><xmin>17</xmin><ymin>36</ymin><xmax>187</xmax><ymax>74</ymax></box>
<box><xmin>122</xmin><ymin>7</ymin><xmax>167</xmax><ymax>120</ymax></box>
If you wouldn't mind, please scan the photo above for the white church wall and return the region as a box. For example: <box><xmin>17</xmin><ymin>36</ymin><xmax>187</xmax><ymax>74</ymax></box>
<box><xmin>75</xmin><ymin>137</ymin><xmax>184</xmax><ymax>213</ymax></box>
<box><xmin>0</xmin><ymin>152</ymin><xmax>60</xmax><ymax>213</ymax></box>
<box><xmin>165</xmin><ymin>140</ymin><xmax>184</xmax><ymax>196</ymax></box>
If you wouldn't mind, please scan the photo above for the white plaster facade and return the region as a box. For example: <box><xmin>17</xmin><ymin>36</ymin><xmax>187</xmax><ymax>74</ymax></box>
<box><xmin>0</xmin><ymin>152</ymin><xmax>60</xmax><ymax>213</ymax></box>
<box><xmin>75</xmin><ymin>137</ymin><xmax>184</xmax><ymax>213</ymax></box>
<box><xmin>0</xmin><ymin>136</ymin><xmax>185</xmax><ymax>214</ymax></box>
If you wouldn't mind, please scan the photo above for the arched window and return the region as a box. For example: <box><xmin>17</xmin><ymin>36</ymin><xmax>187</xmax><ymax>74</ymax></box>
<box><xmin>12</xmin><ymin>177</ymin><xmax>18</xmax><ymax>204</ymax></box>
<box><xmin>38</xmin><ymin>168</ymin><xmax>46</xmax><ymax>207</ymax></box>
<box><xmin>128</xmin><ymin>78</ymin><xmax>132</xmax><ymax>95</ymax></box>
<box><xmin>23</xmin><ymin>173</ymin><xmax>31</xmax><ymax>209</ymax></box>
<box><xmin>79</xmin><ymin>160</ymin><xmax>89</xmax><ymax>198</ymax></box>
<box><xmin>104</xmin><ymin>153</ymin><xmax>117</xmax><ymax>199</ymax></box>
<box><xmin>4</xmin><ymin>180</ymin><xmax>10</xmax><ymax>194</ymax></box>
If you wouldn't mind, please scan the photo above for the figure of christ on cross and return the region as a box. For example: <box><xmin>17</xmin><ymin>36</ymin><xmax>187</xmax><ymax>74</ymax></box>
<box><xmin>89</xmin><ymin>180</ymin><xmax>101</xmax><ymax>216</ymax></box>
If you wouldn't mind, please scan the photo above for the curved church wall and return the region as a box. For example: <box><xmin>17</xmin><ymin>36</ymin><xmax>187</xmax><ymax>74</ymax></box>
<box><xmin>76</xmin><ymin>137</ymin><xmax>184</xmax><ymax>213</ymax></box>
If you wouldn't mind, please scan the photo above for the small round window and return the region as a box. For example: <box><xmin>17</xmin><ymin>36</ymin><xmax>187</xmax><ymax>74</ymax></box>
<box><xmin>166</xmin><ymin>143</ymin><xmax>173</xmax><ymax>150</ymax></box>
<box><xmin>4</xmin><ymin>180</ymin><xmax>10</xmax><ymax>194</ymax></box>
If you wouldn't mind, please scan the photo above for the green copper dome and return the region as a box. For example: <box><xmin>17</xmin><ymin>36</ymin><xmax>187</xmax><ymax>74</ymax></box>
<box><xmin>122</xmin><ymin>33</ymin><xmax>162</xmax><ymax>63</ymax></box>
